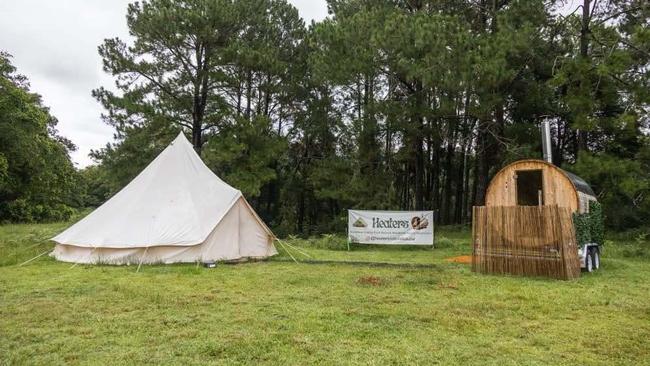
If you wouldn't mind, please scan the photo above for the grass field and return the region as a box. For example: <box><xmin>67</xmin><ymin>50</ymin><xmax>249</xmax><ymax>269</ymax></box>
<box><xmin>1</xmin><ymin>220</ymin><xmax>650</xmax><ymax>365</ymax></box>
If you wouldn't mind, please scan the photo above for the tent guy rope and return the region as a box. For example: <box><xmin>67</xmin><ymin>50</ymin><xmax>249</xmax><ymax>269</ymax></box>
<box><xmin>275</xmin><ymin>239</ymin><xmax>299</xmax><ymax>263</ymax></box>
<box><xmin>136</xmin><ymin>247</ymin><xmax>149</xmax><ymax>273</ymax></box>
<box><xmin>275</xmin><ymin>238</ymin><xmax>313</xmax><ymax>259</ymax></box>
<box><xmin>18</xmin><ymin>250</ymin><xmax>52</xmax><ymax>267</ymax></box>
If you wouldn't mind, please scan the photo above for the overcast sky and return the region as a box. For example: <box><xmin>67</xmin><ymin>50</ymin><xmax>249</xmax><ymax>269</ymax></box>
<box><xmin>0</xmin><ymin>0</ymin><xmax>329</xmax><ymax>167</ymax></box>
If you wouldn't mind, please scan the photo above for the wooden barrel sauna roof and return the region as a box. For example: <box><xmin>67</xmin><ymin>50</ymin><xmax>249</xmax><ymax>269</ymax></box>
<box><xmin>562</xmin><ymin>170</ymin><xmax>596</xmax><ymax>197</ymax></box>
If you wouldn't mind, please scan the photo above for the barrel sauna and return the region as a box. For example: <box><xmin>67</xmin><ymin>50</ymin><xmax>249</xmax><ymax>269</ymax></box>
<box><xmin>473</xmin><ymin>159</ymin><xmax>597</xmax><ymax>279</ymax></box>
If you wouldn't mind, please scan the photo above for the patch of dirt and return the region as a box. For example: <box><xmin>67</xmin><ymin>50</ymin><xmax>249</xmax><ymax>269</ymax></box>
<box><xmin>357</xmin><ymin>275</ymin><xmax>383</xmax><ymax>286</ymax></box>
<box><xmin>445</xmin><ymin>255</ymin><xmax>472</xmax><ymax>264</ymax></box>
<box><xmin>437</xmin><ymin>282</ymin><xmax>459</xmax><ymax>290</ymax></box>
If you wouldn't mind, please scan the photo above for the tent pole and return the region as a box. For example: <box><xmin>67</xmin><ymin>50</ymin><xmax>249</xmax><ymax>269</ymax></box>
<box><xmin>346</xmin><ymin>221</ymin><xmax>350</xmax><ymax>251</ymax></box>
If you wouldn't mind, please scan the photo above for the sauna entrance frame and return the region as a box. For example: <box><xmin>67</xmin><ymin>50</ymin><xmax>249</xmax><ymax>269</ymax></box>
<box><xmin>516</xmin><ymin>169</ymin><xmax>544</xmax><ymax>206</ymax></box>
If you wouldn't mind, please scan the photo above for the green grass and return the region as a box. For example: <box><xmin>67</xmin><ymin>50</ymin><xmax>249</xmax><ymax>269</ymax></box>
<box><xmin>1</xmin><ymin>221</ymin><xmax>650</xmax><ymax>365</ymax></box>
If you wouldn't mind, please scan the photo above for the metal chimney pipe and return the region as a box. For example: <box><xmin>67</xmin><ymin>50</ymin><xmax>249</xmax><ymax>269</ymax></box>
<box><xmin>541</xmin><ymin>120</ymin><xmax>553</xmax><ymax>164</ymax></box>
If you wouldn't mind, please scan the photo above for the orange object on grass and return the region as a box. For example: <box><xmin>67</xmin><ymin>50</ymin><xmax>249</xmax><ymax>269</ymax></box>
<box><xmin>445</xmin><ymin>255</ymin><xmax>472</xmax><ymax>264</ymax></box>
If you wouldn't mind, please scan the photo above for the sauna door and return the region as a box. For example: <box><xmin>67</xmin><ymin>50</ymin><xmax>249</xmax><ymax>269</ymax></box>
<box><xmin>516</xmin><ymin>170</ymin><xmax>544</xmax><ymax>206</ymax></box>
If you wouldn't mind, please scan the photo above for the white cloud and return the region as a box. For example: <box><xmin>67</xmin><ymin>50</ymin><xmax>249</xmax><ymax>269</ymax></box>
<box><xmin>0</xmin><ymin>0</ymin><xmax>328</xmax><ymax>167</ymax></box>
<box><xmin>290</xmin><ymin>0</ymin><xmax>329</xmax><ymax>24</ymax></box>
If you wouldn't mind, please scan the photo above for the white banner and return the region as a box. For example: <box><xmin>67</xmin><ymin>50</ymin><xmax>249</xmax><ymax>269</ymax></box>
<box><xmin>348</xmin><ymin>210</ymin><xmax>434</xmax><ymax>245</ymax></box>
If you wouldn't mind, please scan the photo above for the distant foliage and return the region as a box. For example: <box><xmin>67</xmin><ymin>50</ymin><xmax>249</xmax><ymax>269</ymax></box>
<box><xmin>574</xmin><ymin>152</ymin><xmax>650</xmax><ymax>230</ymax></box>
<box><xmin>92</xmin><ymin>0</ymin><xmax>304</xmax><ymax>205</ymax></box>
<box><xmin>0</xmin><ymin>53</ymin><xmax>81</xmax><ymax>223</ymax></box>
<box><xmin>202</xmin><ymin>116</ymin><xmax>286</xmax><ymax>198</ymax></box>
<box><xmin>2</xmin><ymin>0</ymin><xmax>643</xmax><ymax>233</ymax></box>
<box><xmin>279</xmin><ymin>234</ymin><xmax>348</xmax><ymax>251</ymax></box>
<box><xmin>89</xmin><ymin>0</ymin><xmax>649</xmax><ymax>235</ymax></box>
<box><xmin>93</xmin><ymin>0</ymin><xmax>650</xmax><ymax>236</ymax></box>
<box><xmin>5</xmin><ymin>200</ymin><xmax>75</xmax><ymax>223</ymax></box>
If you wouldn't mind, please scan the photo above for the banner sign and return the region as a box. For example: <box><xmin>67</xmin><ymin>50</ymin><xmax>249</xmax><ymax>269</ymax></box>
<box><xmin>348</xmin><ymin>210</ymin><xmax>434</xmax><ymax>245</ymax></box>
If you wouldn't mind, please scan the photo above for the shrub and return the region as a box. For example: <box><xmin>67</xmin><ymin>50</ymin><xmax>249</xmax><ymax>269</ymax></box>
<box><xmin>48</xmin><ymin>203</ymin><xmax>76</xmax><ymax>222</ymax></box>
<box><xmin>287</xmin><ymin>234</ymin><xmax>348</xmax><ymax>251</ymax></box>
<box><xmin>2</xmin><ymin>199</ymin><xmax>75</xmax><ymax>223</ymax></box>
<box><xmin>5</xmin><ymin>199</ymin><xmax>34</xmax><ymax>222</ymax></box>
<box><xmin>315</xmin><ymin>234</ymin><xmax>348</xmax><ymax>250</ymax></box>
<box><xmin>573</xmin><ymin>213</ymin><xmax>591</xmax><ymax>245</ymax></box>
<box><xmin>589</xmin><ymin>201</ymin><xmax>604</xmax><ymax>245</ymax></box>
<box><xmin>573</xmin><ymin>201</ymin><xmax>604</xmax><ymax>246</ymax></box>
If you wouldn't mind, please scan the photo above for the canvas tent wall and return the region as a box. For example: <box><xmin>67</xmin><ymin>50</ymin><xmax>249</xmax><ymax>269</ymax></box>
<box><xmin>51</xmin><ymin>133</ymin><xmax>277</xmax><ymax>265</ymax></box>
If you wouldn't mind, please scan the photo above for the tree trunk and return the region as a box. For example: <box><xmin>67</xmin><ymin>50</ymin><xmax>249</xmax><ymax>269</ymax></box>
<box><xmin>413</xmin><ymin>80</ymin><xmax>425</xmax><ymax>210</ymax></box>
<box><xmin>191</xmin><ymin>45</ymin><xmax>210</xmax><ymax>155</ymax></box>
<box><xmin>577</xmin><ymin>0</ymin><xmax>591</xmax><ymax>153</ymax></box>
<box><xmin>442</xmin><ymin>140</ymin><xmax>455</xmax><ymax>224</ymax></box>
<box><xmin>192</xmin><ymin>126</ymin><xmax>202</xmax><ymax>155</ymax></box>
<box><xmin>580</xmin><ymin>0</ymin><xmax>591</xmax><ymax>59</ymax></box>
<box><xmin>474</xmin><ymin>118</ymin><xmax>491</xmax><ymax>206</ymax></box>
<box><xmin>245</xmin><ymin>70</ymin><xmax>253</xmax><ymax>121</ymax></box>
<box><xmin>297</xmin><ymin>188</ymin><xmax>305</xmax><ymax>234</ymax></box>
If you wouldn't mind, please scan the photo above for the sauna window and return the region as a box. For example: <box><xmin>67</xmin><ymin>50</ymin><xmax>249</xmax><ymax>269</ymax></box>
<box><xmin>516</xmin><ymin>170</ymin><xmax>544</xmax><ymax>206</ymax></box>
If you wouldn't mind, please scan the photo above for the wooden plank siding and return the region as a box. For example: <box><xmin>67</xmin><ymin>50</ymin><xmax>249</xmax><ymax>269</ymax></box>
<box><xmin>472</xmin><ymin>205</ymin><xmax>581</xmax><ymax>280</ymax></box>
<box><xmin>485</xmin><ymin>160</ymin><xmax>580</xmax><ymax>213</ymax></box>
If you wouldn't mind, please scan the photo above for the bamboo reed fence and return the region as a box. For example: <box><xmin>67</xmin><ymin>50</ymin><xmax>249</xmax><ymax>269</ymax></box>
<box><xmin>472</xmin><ymin>205</ymin><xmax>581</xmax><ymax>280</ymax></box>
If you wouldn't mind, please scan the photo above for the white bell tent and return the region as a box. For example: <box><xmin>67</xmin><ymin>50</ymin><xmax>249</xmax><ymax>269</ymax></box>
<box><xmin>52</xmin><ymin>132</ymin><xmax>277</xmax><ymax>265</ymax></box>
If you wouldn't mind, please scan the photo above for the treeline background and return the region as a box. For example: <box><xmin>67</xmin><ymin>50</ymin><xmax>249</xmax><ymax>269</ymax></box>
<box><xmin>1</xmin><ymin>0</ymin><xmax>649</xmax><ymax>235</ymax></box>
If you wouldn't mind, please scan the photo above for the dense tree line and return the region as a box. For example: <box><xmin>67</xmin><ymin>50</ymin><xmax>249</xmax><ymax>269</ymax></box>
<box><xmin>1</xmin><ymin>0</ymin><xmax>648</xmax><ymax>233</ymax></box>
<box><xmin>0</xmin><ymin>53</ymin><xmax>81</xmax><ymax>222</ymax></box>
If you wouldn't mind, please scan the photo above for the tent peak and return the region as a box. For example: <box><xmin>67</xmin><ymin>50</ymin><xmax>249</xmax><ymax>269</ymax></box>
<box><xmin>173</xmin><ymin>132</ymin><xmax>190</xmax><ymax>144</ymax></box>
